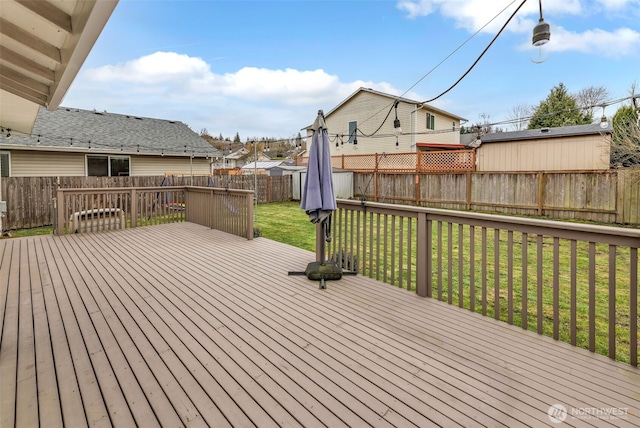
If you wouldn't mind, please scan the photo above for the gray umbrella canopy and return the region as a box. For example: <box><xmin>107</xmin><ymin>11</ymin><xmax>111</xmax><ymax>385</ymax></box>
<box><xmin>300</xmin><ymin>110</ymin><xmax>336</xmax><ymax>224</ymax></box>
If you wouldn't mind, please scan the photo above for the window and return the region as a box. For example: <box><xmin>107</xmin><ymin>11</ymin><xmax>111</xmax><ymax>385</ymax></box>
<box><xmin>0</xmin><ymin>152</ymin><xmax>9</xmax><ymax>177</ymax></box>
<box><xmin>348</xmin><ymin>121</ymin><xmax>357</xmax><ymax>144</ymax></box>
<box><xmin>87</xmin><ymin>155</ymin><xmax>130</xmax><ymax>176</ymax></box>
<box><xmin>426</xmin><ymin>113</ymin><xmax>435</xmax><ymax>130</ymax></box>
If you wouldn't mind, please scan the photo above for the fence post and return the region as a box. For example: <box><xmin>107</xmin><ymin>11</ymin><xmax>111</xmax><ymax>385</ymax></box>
<box><xmin>267</xmin><ymin>176</ymin><xmax>271</xmax><ymax>203</ymax></box>
<box><xmin>537</xmin><ymin>172</ymin><xmax>544</xmax><ymax>215</ymax></box>
<box><xmin>616</xmin><ymin>170</ymin><xmax>624</xmax><ymax>223</ymax></box>
<box><xmin>466</xmin><ymin>172</ymin><xmax>472</xmax><ymax>210</ymax></box>
<box><xmin>416</xmin><ymin>212</ymin><xmax>429</xmax><ymax>297</ymax></box>
<box><xmin>130</xmin><ymin>188</ymin><xmax>137</xmax><ymax>228</ymax></box>
<box><xmin>342</xmin><ymin>154</ymin><xmax>345</xmax><ymax>169</ymax></box>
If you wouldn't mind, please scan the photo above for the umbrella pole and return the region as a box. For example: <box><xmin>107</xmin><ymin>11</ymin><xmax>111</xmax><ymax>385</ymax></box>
<box><xmin>316</xmin><ymin>222</ymin><xmax>325</xmax><ymax>263</ymax></box>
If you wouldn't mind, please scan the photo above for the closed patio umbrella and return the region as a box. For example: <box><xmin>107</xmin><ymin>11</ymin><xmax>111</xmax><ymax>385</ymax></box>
<box><xmin>294</xmin><ymin>110</ymin><xmax>343</xmax><ymax>288</ymax></box>
<box><xmin>301</xmin><ymin>110</ymin><xmax>336</xmax><ymax>227</ymax></box>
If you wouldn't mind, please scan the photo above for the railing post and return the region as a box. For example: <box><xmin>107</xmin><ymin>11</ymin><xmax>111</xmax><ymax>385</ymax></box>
<box><xmin>56</xmin><ymin>189</ymin><xmax>64</xmax><ymax>235</ymax></box>
<box><xmin>247</xmin><ymin>192</ymin><xmax>254</xmax><ymax>240</ymax></box>
<box><xmin>130</xmin><ymin>188</ymin><xmax>137</xmax><ymax>228</ymax></box>
<box><xmin>416</xmin><ymin>212</ymin><xmax>429</xmax><ymax>297</ymax></box>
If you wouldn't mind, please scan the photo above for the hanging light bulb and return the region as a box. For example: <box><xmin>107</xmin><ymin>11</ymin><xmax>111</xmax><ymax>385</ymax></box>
<box><xmin>532</xmin><ymin>0</ymin><xmax>550</xmax><ymax>46</ymax></box>
<box><xmin>393</xmin><ymin>101</ymin><xmax>402</xmax><ymax>136</ymax></box>
<box><xmin>395</xmin><ymin>135</ymin><xmax>399</xmax><ymax>150</ymax></box>
<box><xmin>353</xmin><ymin>137</ymin><xmax>358</xmax><ymax>150</ymax></box>
<box><xmin>599</xmin><ymin>105</ymin><xmax>609</xmax><ymax>129</ymax></box>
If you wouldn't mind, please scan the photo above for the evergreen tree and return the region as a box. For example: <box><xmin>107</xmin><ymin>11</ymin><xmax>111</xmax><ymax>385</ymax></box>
<box><xmin>610</xmin><ymin>105</ymin><xmax>640</xmax><ymax>168</ymax></box>
<box><xmin>233</xmin><ymin>132</ymin><xmax>241</xmax><ymax>143</ymax></box>
<box><xmin>528</xmin><ymin>83</ymin><xmax>591</xmax><ymax>129</ymax></box>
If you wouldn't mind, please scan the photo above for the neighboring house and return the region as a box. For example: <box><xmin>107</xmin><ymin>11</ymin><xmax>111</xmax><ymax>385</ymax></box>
<box><xmin>305</xmin><ymin>87</ymin><xmax>466</xmax><ymax>155</ymax></box>
<box><xmin>475</xmin><ymin>123</ymin><xmax>613</xmax><ymax>172</ymax></box>
<box><xmin>0</xmin><ymin>107</ymin><xmax>222</xmax><ymax>177</ymax></box>
<box><xmin>220</xmin><ymin>147</ymin><xmax>250</xmax><ymax>169</ymax></box>
<box><xmin>241</xmin><ymin>161</ymin><xmax>305</xmax><ymax>176</ymax></box>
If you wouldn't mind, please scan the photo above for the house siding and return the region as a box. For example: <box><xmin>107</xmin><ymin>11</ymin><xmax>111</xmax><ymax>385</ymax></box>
<box><xmin>10</xmin><ymin>150</ymin><xmax>85</xmax><ymax>176</ymax></box>
<box><xmin>7</xmin><ymin>150</ymin><xmax>212</xmax><ymax>177</ymax></box>
<box><xmin>322</xmin><ymin>90</ymin><xmax>461</xmax><ymax>156</ymax></box>
<box><xmin>476</xmin><ymin>135</ymin><xmax>610</xmax><ymax>171</ymax></box>
<box><xmin>131</xmin><ymin>155</ymin><xmax>210</xmax><ymax>176</ymax></box>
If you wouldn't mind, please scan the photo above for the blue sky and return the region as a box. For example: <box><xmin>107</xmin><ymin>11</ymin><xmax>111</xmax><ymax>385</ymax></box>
<box><xmin>63</xmin><ymin>0</ymin><xmax>640</xmax><ymax>141</ymax></box>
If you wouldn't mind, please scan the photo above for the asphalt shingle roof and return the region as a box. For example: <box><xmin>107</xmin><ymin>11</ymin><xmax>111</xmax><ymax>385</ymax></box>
<box><xmin>0</xmin><ymin>107</ymin><xmax>221</xmax><ymax>158</ymax></box>
<box><xmin>479</xmin><ymin>123</ymin><xmax>612</xmax><ymax>143</ymax></box>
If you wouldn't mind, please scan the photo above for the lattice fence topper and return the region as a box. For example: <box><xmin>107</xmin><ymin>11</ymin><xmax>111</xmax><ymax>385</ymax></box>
<box><xmin>296</xmin><ymin>150</ymin><xmax>475</xmax><ymax>172</ymax></box>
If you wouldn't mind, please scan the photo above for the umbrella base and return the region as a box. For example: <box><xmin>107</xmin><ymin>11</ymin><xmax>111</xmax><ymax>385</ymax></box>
<box><xmin>306</xmin><ymin>261</ymin><xmax>342</xmax><ymax>289</ymax></box>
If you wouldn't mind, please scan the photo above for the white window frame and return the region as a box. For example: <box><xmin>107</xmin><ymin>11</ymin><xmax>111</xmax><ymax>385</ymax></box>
<box><xmin>348</xmin><ymin>120</ymin><xmax>357</xmax><ymax>144</ymax></box>
<box><xmin>0</xmin><ymin>151</ymin><xmax>10</xmax><ymax>177</ymax></box>
<box><xmin>85</xmin><ymin>154</ymin><xmax>131</xmax><ymax>177</ymax></box>
<box><xmin>426</xmin><ymin>113</ymin><xmax>435</xmax><ymax>130</ymax></box>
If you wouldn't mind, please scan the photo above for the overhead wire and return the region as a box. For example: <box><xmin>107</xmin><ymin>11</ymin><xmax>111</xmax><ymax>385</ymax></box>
<box><xmin>345</xmin><ymin>0</ymin><xmax>524</xmax><ymax>139</ymax></box>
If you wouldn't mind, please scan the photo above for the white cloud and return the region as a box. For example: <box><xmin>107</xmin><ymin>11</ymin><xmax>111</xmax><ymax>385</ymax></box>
<box><xmin>542</xmin><ymin>26</ymin><xmax>640</xmax><ymax>57</ymax></box>
<box><xmin>72</xmin><ymin>52</ymin><xmax>410</xmax><ymax>138</ymax></box>
<box><xmin>396</xmin><ymin>0</ymin><xmax>638</xmax><ymax>57</ymax></box>
<box><xmin>86</xmin><ymin>52</ymin><xmax>211</xmax><ymax>83</ymax></box>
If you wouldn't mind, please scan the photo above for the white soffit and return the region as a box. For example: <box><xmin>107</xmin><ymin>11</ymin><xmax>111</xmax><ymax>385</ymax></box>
<box><xmin>0</xmin><ymin>0</ymin><xmax>118</xmax><ymax>134</ymax></box>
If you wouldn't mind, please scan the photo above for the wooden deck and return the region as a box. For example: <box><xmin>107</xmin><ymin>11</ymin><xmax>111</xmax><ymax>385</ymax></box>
<box><xmin>1</xmin><ymin>222</ymin><xmax>638</xmax><ymax>427</ymax></box>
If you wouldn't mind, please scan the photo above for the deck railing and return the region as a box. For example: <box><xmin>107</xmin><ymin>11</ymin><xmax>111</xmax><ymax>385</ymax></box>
<box><xmin>55</xmin><ymin>186</ymin><xmax>253</xmax><ymax>239</ymax></box>
<box><xmin>330</xmin><ymin>199</ymin><xmax>639</xmax><ymax>366</ymax></box>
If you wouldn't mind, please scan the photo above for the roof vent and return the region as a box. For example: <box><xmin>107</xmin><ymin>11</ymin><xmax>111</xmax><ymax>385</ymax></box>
<box><xmin>540</xmin><ymin>128</ymin><xmax>550</xmax><ymax>133</ymax></box>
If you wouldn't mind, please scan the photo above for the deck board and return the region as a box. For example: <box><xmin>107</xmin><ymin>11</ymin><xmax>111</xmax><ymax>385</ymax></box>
<box><xmin>1</xmin><ymin>222</ymin><xmax>639</xmax><ymax>427</ymax></box>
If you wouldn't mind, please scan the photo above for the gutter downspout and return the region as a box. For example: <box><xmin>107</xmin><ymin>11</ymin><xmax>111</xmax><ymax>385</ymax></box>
<box><xmin>410</xmin><ymin>103</ymin><xmax>424</xmax><ymax>152</ymax></box>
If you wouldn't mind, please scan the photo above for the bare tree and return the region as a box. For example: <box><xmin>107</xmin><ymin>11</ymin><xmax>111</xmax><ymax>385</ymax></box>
<box><xmin>507</xmin><ymin>103</ymin><xmax>531</xmax><ymax>131</ymax></box>
<box><xmin>574</xmin><ymin>85</ymin><xmax>611</xmax><ymax>121</ymax></box>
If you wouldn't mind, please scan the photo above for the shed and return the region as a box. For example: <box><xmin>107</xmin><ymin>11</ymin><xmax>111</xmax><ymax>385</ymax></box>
<box><xmin>476</xmin><ymin>123</ymin><xmax>612</xmax><ymax>171</ymax></box>
<box><xmin>292</xmin><ymin>168</ymin><xmax>354</xmax><ymax>200</ymax></box>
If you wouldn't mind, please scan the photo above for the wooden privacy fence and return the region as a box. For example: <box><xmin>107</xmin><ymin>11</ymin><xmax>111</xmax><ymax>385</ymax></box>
<box><xmin>1</xmin><ymin>175</ymin><xmax>290</xmax><ymax>230</ymax></box>
<box><xmin>329</xmin><ymin>199</ymin><xmax>640</xmax><ymax>366</ymax></box>
<box><xmin>355</xmin><ymin>169</ymin><xmax>640</xmax><ymax>225</ymax></box>
<box><xmin>55</xmin><ymin>186</ymin><xmax>254</xmax><ymax>239</ymax></box>
<box><xmin>296</xmin><ymin>150</ymin><xmax>475</xmax><ymax>172</ymax></box>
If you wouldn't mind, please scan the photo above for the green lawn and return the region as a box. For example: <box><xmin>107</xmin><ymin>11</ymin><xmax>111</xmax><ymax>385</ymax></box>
<box><xmin>255</xmin><ymin>201</ymin><xmax>317</xmax><ymax>251</ymax></box>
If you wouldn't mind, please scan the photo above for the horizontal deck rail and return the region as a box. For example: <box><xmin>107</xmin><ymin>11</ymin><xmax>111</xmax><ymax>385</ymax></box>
<box><xmin>331</xmin><ymin>199</ymin><xmax>640</xmax><ymax>366</ymax></box>
<box><xmin>55</xmin><ymin>186</ymin><xmax>253</xmax><ymax>239</ymax></box>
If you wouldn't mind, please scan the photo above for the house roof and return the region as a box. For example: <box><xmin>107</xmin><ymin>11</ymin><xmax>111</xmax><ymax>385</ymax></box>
<box><xmin>241</xmin><ymin>161</ymin><xmax>285</xmax><ymax>170</ymax></box>
<box><xmin>319</xmin><ymin>87</ymin><xmax>467</xmax><ymax>124</ymax></box>
<box><xmin>0</xmin><ymin>0</ymin><xmax>118</xmax><ymax>135</ymax></box>
<box><xmin>479</xmin><ymin>123</ymin><xmax>613</xmax><ymax>144</ymax></box>
<box><xmin>0</xmin><ymin>106</ymin><xmax>222</xmax><ymax>158</ymax></box>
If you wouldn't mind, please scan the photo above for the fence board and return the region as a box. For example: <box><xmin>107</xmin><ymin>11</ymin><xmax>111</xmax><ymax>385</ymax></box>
<box><xmin>353</xmin><ymin>170</ymin><xmax>639</xmax><ymax>225</ymax></box>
